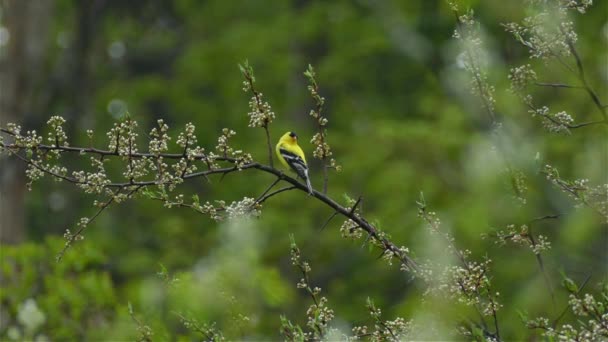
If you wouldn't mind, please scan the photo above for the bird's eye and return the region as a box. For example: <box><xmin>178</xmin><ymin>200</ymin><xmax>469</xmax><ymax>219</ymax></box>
<box><xmin>289</xmin><ymin>132</ymin><xmax>297</xmax><ymax>138</ymax></box>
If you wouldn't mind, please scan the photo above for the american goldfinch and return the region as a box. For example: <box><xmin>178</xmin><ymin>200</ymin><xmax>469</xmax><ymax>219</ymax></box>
<box><xmin>276</xmin><ymin>131</ymin><xmax>314</xmax><ymax>195</ymax></box>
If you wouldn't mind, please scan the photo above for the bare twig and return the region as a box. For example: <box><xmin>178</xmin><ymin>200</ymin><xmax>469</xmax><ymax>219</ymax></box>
<box><xmin>349</xmin><ymin>196</ymin><xmax>363</xmax><ymax>215</ymax></box>
<box><xmin>320</xmin><ymin>211</ymin><xmax>339</xmax><ymax>231</ymax></box>
<box><xmin>263</xmin><ymin>126</ymin><xmax>274</xmax><ymax>169</ymax></box>
<box><xmin>534</xmin><ymin>82</ymin><xmax>584</xmax><ymax>89</ymax></box>
<box><xmin>254</xmin><ymin>177</ymin><xmax>282</xmax><ymax>204</ymax></box>
<box><xmin>530</xmin><ymin>214</ymin><xmax>560</xmax><ymax>223</ymax></box>
<box><xmin>255</xmin><ymin>186</ymin><xmax>297</xmax><ymax>205</ymax></box>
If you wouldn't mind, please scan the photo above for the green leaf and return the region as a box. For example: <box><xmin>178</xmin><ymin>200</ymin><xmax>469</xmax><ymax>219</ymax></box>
<box><xmin>559</xmin><ymin>270</ymin><xmax>579</xmax><ymax>293</ymax></box>
<box><xmin>289</xmin><ymin>234</ymin><xmax>296</xmax><ymax>248</ymax></box>
<box><xmin>516</xmin><ymin>309</ymin><xmax>528</xmax><ymax>323</ymax></box>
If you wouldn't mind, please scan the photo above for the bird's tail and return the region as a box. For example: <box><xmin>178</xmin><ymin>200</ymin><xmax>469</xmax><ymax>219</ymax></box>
<box><xmin>304</xmin><ymin>170</ymin><xmax>314</xmax><ymax>195</ymax></box>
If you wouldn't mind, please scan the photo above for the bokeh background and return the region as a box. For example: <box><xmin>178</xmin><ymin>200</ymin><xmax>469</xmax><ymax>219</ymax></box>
<box><xmin>1</xmin><ymin>0</ymin><xmax>606</xmax><ymax>340</ymax></box>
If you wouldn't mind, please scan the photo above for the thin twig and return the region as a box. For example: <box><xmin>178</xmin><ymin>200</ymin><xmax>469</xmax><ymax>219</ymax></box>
<box><xmin>534</xmin><ymin>82</ymin><xmax>584</xmax><ymax>89</ymax></box>
<box><xmin>349</xmin><ymin>196</ymin><xmax>363</xmax><ymax>215</ymax></box>
<box><xmin>264</xmin><ymin>126</ymin><xmax>274</xmax><ymax>168</ymax></box>
<box><xmin>568</xmin><ymin>120</ymin><xmax>607</xmax><ymax>128</ymax></box>
<box><xmin>320</xmin><ymin>211</ymin><xmax>339</xmax><ymax>231</ymax></box>
<box><xmin>256</xmin><ymin>186</ymin><xmax>297</xmax><ymax>205</ymax></box>
<box><xmin>56</xmin><ymin>185</ymin><xmax>142</xmax><ymax>261</ymax></box>
<box><xmin>530</xmin><ymin>214</ymin><xmax>560</xmax><ymax>223</ymax></box>
<box><xmin>254</xmin><ymin>177</ymin><xmax>282</xmax><ymax>204</ymax></box>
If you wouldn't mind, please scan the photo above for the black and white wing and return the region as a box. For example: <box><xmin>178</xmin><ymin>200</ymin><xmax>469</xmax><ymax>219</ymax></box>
<box><xmin>279</xmin><ymin>147</ymin><xmax>314</xmax><ymax>194</ymax></box>
<box><xmin>279</xmin><ymin>148</ymin><xmax>308</xmax><ymax>179</ymax></box>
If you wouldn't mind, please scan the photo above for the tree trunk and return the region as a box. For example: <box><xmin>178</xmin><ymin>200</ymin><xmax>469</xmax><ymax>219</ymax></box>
<box><xmin>0</xmin><ymin>0</ymin><xmax>54</xmax><ymax>244</ymax></box>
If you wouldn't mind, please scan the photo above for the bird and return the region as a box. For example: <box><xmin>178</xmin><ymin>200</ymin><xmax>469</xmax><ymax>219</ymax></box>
<box><xmin>276</xmin><ymin>131</ymin><xmax>314</xmax><ymax>195</ymax></box>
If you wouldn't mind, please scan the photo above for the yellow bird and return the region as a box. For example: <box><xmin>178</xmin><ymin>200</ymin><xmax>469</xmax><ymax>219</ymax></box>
<box><xmin>276</xmin><ymin>131</ymin><xmax>314</xmax><ymax>195</ymax></box>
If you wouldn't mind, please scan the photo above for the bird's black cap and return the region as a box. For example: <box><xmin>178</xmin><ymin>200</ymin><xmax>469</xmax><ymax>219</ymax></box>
<box><xmin>289</xmin><ymin>132</ymin><xmax>297</xmax><ymax>138</ymax></box>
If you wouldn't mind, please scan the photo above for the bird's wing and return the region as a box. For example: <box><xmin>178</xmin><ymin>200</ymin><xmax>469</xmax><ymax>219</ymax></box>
<box><xmin>278</xmin><ymin>147</ymin><xmax>308</xmax><ymax>179</ymax></box>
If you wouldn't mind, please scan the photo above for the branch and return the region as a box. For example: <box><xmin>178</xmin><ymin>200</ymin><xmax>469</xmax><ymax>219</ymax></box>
<box><xmin>561</xmin><ymin>26</ymin><xmax>607</xmax><ymax>121</ymax></box>
<box><xmin>349</xmin><ymin>196</ymin><xmax>363</xmax><ymax>215</ymax></box>
<box><xmin>305</xmin><ymin>64</ymin><xmax>335</xmax><ymax>195</ymax></box>
<box><xmin>1</xmin><ymin>137</ymin><xmax>418</xmax><ymax>271</ymax></box>
<box><xmin>254</xmin><ymin>164</ymin><xmax>417</xmax><ymax>270</ymax></box>
<box><xmin>263</xmin><ymin>125</ymin><xmax>274</xmax><ymax>169</ymax></box>
<box><xmin>56</xmin><ymin>185</ymin><xmax>143</xmax><ymax>261</ymax></box>
<box><xmin>255</xmin><ymin>186</ymin><xmax>297</xmax><ymax>205</ymax></box>
<box><xmin>534</xmin><ymin>82</ymin><xmax>584</xmax><ymax>89</ymax></box>
<box><xmin>319</xmin><ymin>211</ymin><xmax>339</xmax><ymax>231</ymax></box>
<box><xmin>254</xmin><ymin>177</ymin><xmax>282</xmax><ymax>203</ymax></box>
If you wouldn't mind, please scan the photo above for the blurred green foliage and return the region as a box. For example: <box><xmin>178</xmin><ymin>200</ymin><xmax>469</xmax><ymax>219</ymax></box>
<box><xmin>1</xmin><ymin>0</ymin><xmax>606</xmax><ymax>340</ymax></box>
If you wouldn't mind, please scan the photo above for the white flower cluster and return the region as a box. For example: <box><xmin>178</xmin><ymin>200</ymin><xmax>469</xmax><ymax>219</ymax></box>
<box><xmin>171</xmin><ymin>156</ymin><xmax>196</xmax><ymax>182</ymax></box>
<box><xmin>339</xmin><ymin>219</ymin><xmax>362</xmax><ymax>240</ymax></box>
<box><xmin>350</xmin><ymin>298</ymin><xmax>413</xmax><ymax>341</ymax></box>
<box><xmin>240</xmin><ymin>62</ymin><xmax>276</xmax><ymax>128</ymax></box>
<box><xmin>72</xmin><ymin>157</ymin><xmax>111</xmax><ymax>194</ymax></box>
<box><xmin>433</xmin><ymin>260</ymin><xmax>497</xmax><ymax>309</ymax></box>
<box><xmin>176</xmin><ymin>122</ymin><xmax>196</xmax><ymax>149</ymax></box>
<box><xmin>452</xmin><ymin>10</ymin><xmax>497</xmax><ymax>117</ymax></box>
<box><xmin>310</xmin><ymin>132</ymin><xmax>330</xmax><ymax>159</ymax></box>
<box><xmin>225</xmin><ymin>197</ymin><xmax>260</xmax><ymax>219</ymax></box>
<box><xmin>306</xmin><ymin>296</ymin><xmax>335</xmax><ymax>335</ymax></box>
<box><xmin>47</xmin><ymin>116</ymin><xmax>68</xmax><ymax>148</ymax></box>
<box><xmin>179</xmin><ymin>315</ymin><xmax>225</xmax><ymax>342</ymax></box>
<box><xmin>508</xmin><ymin>64</ymin><xmax>537</xmax><ymax>93</ymax></box>
<box><xmin>558</xmin><ymin>0</ymin><xmax>593</xmax><ymax>13</ymax></box>
<box><xmin>504</xmin><ymin>0</ymin><xmax>586</xmax><ymax>61</ymax></box>
<box><xmin>247</xmin><ymin>93</ymin><xmax>275</xmax><ymax>128</ymax></box>
<box><xmin>418</xmin><ymin>207</ymin><xmax>501</xmax><ymax>322</ymax></box>
<box><xmin>527</xmin><ymin>285</ymin><xmax>608</xmax><ymax>341</ymax></box>
<box><xmin>106</xmin><ymin>119</ymin><xmax>138</xmax><ymax>156</ymax></box>
<box><xmin>6</xmin><ymin>123</ymin><xmax>43</xmax><ymax>150</ymax></box>
<box><xmin>214</xmin><ymin>128</ymin><xmax>253</xmax><ymax>170</ymax></box>
<box><xmin>3</xmin><ymin>118</ymin><xmax>69</xmax><ymax>192</ymax></box>
<box><xmin>215</xmin><ymin>128</ymin><xmax>236</xmax><ymax>156</ymax></box>
<box><xmin>532</xmin><ymin>235</ymin><xmax>552</xmax><ymax>255</ymax></box>
<box><xmin>543</xmin><ymin>165</ymin><xmax>607</xmax><ymax>219</ymax></box>
<box><xmin>531</xmin><ymin>106</ymin><xmax>574</xmax><ymax>133</ymax></box>
<box><xmin>149</xmin><ymin>119</ymin><xmax>171</xmax><ymax>154</ymax></box>
<box><xmin>103</xmin><ymin>119</ymin><xmax>153</xmax><ymax>182</ymax></box>
<box><xmin>305</xmin><ymin>65</ymin><xmax>340</xmax><ymax>172</ymax></box>
<box><xmin>495</xmin><ymin>224</ymin><xmax>552</xmax><ymax>255</ymax></box>
<box><xmin>287</xmin><ymin>239</ymin><xmax>335</xmax><ymax>340</ymax></box>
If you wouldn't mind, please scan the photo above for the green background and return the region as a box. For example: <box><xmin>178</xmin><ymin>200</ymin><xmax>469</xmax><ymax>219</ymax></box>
<box><xmin>1</xmin><ymin>0</ymin><xmax>606</xmax><ymax>340</ymax></box>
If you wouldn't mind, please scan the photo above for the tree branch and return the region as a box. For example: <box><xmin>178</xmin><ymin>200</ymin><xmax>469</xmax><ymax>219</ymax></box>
<box><xmin>534</xmin><ymin>82</ymin><xmax>584</xmax><ymax>89</ymax></box>
<box><xmin>560</xmin><ymin>27</ymin><xmax>607</xmax><ymax>121</ymax></box>
<box><xmin>0</xmin><ymin>136</ymin><xmax>418</xmax><ymax>271</ymax></box>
